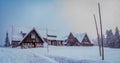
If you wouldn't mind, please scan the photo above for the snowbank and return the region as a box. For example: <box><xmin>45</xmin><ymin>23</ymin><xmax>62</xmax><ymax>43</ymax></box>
<box><xmin>0</xmin><ymin>46</ymin><xmax>120</xmax><ymax>63</ymax></box>
<box><xmin>0</xmin><ymin>48</ymin><xmax>57</xmax><ymax>63</ymax></box>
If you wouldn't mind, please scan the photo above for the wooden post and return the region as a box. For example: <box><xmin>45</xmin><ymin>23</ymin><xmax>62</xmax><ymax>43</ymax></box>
<box><xmin>98</xmin><ymin>3</ymin><xmax>104</xmax><ymax>60</ymax></box>
<box><xmin>93</xmin><ymin>14</ymin><xmax>101</xmax><ymax>56</ymax></box>
<box><xmin>11</xmin><ymin>25</ymin><xmax>14</xmax><ymax>47</ymax></box>
<box><xmin>46</xmin><ymin>28</ymin><xmax>49</xmax><ymax>53</ymax></box>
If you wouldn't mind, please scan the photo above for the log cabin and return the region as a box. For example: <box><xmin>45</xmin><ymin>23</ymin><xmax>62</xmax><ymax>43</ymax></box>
<box><xmin>43</xmin><ymin>34</ymin><xmax>64</xmax><ymax>46</ymax></box>
<box><xmin>66</xmin><ymin>32</ymin><xmax>80</xmax><ymax>46</ymax></box>
<box><xmin>66</xmin><ymin>32</ymin><xmax>93</xmax><ymax>46</ymax></box>
<box><xmin>12</xmin><ymin>28</ymin><xmax>45</xmax><ymax>48</ymax></box>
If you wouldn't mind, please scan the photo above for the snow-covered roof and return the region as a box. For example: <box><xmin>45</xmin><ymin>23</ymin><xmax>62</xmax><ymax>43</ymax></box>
<box><xmin>47</xmin><ymin>36</ymin><xmax>65</xmax><ymax>40</ymax></box>
<box><xmin>12</xmin><ymin>27</ymin><xmax>31</xmax><ymax>41</ymax></box>
<box><xmin>12</xmin><ymin>28</ymin><xmax>44</xmax><ymax>42</ymax></box>
<box><xmin>65</xmin><ymin>32</ymin><xmax>93</xmax><ymax>43</ymax></box>
<box><xmin>12</xmin><ymin>27</ymin><xmax>93</xmax><ymax>43</ymax></box>
<box><xmin>12</xmin><ymin>27</ymin><xmax>65</xmax><ymax>42</ymax></box>
<box><xmin>20</xmin><ymin>28</ymin><xmax>46</xmax><ymax>44</ymax></box>
<box><xmin>73</xmin><ymin>33</ymin><xmax>86</xmax><ymax>42</ymax></box>
<box><xmin>74</xmin><ymin>33</ymin><xmax>93</xmax><ymax>43</ymax></box>
<box><xmin>12</xmin><ymin>34</ymin><xmax>23</xmax><ymax>41</ymax></box>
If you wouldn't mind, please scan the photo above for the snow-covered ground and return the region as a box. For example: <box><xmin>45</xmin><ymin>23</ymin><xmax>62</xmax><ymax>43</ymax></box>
<box><xmin>0</xmin><ymin>46</ymin><xmax>120</xmax><ymax>63</ymax></box>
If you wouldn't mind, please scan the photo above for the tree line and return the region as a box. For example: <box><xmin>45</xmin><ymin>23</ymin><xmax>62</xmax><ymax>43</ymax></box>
<box><xmin>100</xmin><ymin>27</ymin><xmax>120</xmax><ymax>48</ymax></box>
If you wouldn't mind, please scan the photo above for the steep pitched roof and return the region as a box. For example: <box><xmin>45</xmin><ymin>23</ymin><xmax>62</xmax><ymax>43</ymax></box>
<box><xmin>73</xmin><ymin>33</ymin><xmax>87</xmax><ymax>42</ymax></box>
<box><xmin>19</xmin><ymin>28</ymin><xmax>45</xmax><ymax>44</ymax></box>
<box><xmin>66</xmin><ymin>32</ymin><xmax>92</xmax><ymax>43</ymax></box>
<box><xmin>12</xmin><ymin>27</ymin><xmax>31</xmax><ymax>41</ymax></box>
<box><xmin>68</xmin><ymin>32</ymin><xmax>75</xmax><ymax>39</ymax></box>
<box><xmin>12</xmin><ymin>27</ymin><xmax>65</xmax><ymax>42</ymax></box>
<box><xmin>12</xmin><ymin>28</ymin><xmax>45</xmax><ymax>43</ymax></box>
<box><xmin>75</xmin><ymin>33</ymin><xmax>93</xmax><ymax>43</ymax></box>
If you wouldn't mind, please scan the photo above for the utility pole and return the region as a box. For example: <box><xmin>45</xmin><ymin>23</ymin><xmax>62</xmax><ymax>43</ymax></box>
<box><xmin>93</xmin><ymin>14</ymin><xmax>101</xmax><ymax>56</ymax></box>
<box><xmin>46</xmin><ymin>28</ymin><xmax>49</xmax><ymax>53</ymax></box>
<box><xmin>11</xmin><ymin>25</ymin><xmax>13</xmax><ymax>46</ymax></box>
<box><xmin>98</xmin><ymin>3</ymin><xmax>104</xmax><ymax>60</ymax></box>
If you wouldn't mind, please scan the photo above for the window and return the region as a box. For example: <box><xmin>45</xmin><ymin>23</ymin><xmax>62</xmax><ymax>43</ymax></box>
<box><xmin>84</xmin><ymin>37</ymin><xmax>88</xmax><ymax>42</ymax></box>
<box><xmin>84</xmin><ymin>42</ymin><xmax>89</xmax><ymax>44</ymax></box>
<box><xmin>31</xmin><ymin>34</ymin><xmax>35</xmax><ymax>39</ymax></box>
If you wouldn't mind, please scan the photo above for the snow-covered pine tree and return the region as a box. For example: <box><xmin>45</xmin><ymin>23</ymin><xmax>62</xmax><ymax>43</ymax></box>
<box><xmin>114</xmin><ymin>27</ymin><xmax>120</xmax><ymax>48</ymax></box>
<box><xmin>106</xmin><ymin>30</ymin><xmax>109</xmax><ymax>47</ymax></box>
<box><xmin>98</xmin><ymin>34</ymin><xmax>106</xmax><ymax>47</ymax></box>
<box><xmin>106</xmin><ymin>29</ymin><xmax>114</xmax><ymax>48</ymax></box>
<box><xmin>102</xmin><ymin>35</ymin><xmax>106</xmax><ymax>47</ymax></box>
<box><xmin>4</xmin><ymin>32</ymin><xmax>10</xmax><ymax>47</ymax></box>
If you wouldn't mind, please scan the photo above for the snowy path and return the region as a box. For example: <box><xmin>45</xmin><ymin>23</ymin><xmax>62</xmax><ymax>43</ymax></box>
<box><xmin>48</xmin><ymin>56</ymin><xmax>106</xmax><ymax>63</ymax></box>
<box><xmin>0</xmin><ymin>46</ymin><xmax>120</xmax><ymax>63</ymax></box>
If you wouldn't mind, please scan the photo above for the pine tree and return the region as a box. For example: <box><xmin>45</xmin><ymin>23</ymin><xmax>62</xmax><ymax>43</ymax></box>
<box><xmin>114</xmin><ymin>27</ymin><xmax>120</xmax><ymax>48</ymax></box>
<box><xmin>106</xmin><ymin>30</ymin><xmax>109</xmax><ymax>47</ymax></box>
<box><xmin>106</xmin><ymin>30</ymin><xmax>114</xmax><ymax>48</ymax></box>
<box><xmin>4</xmin><ymin>32</ymin><xmax>10</xmax><ymax>47</ymax></box>
<box><xmin>102</xmin><ymin>35</ymin><xmax>106</xmax><ymax>47</ymax></box>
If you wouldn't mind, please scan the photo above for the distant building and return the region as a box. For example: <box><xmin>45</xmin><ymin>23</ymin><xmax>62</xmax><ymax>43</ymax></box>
<box><xmin>11</xmin><ymin>28</ymin><xmax>65</xmax><ymax>48</ymax></box>
<box><xmin>11</xmin><ymin>27</ymin><xmax>93</xmax><ymax>48</ymax></box>
<box><xmin>43</xmin><ymin>34</ymin><xmax>65</xmax><ymax>46</ymax></box>
<box><xmin>66</xmin><ymin>32</ymin><xmax>93</xmax><ymax>46</ymax></box>
<box><xmin>12</xmin><ymin>28</ymin><xmax>44</xmax><ymax>48</ymax></box>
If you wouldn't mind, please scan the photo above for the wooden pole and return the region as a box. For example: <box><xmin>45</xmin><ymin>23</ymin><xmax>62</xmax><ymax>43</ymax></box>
<box><xmin>93</xmin><ymin>14</ymin><xmax>101</xmax><ymax>56</ymax></box>
<box><xmin>98</xmin><ymin>3</ymin><xmax>104</xmax><ymax>60</ymax></box>
<box><xmin>46</xmin><ymin>28</ymin><xmax>49</xmax><ymax>53</ymax></box>
<box><xmin>11</xmin><ymin>25</ymin><xmax>13</xmax><ymax>47</ymax></box>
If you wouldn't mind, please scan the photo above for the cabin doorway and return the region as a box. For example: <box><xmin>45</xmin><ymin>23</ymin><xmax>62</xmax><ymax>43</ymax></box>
<box><xmin>32</xmin><ymin>43</ymin><xmax>36</xmax><ymax>48</ymax></box>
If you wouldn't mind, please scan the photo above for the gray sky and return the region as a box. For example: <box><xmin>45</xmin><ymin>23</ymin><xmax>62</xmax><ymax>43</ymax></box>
<box><xmin>60</xmin><ymin>0</ymin><xmax>120</xmax><ymax>35</ymax></box>
<box><xmin>0</xmin><ymin>0</ymin><xmax>120</xmax><ymax>44</ymax></box>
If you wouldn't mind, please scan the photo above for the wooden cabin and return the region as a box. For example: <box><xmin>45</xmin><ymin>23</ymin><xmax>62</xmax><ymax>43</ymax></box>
<box><xmin>66</xmin><ymin>32</ymin><xmax>93</xmax><ymax>46</ymax></box>
<box><xmin>12</xmin><ymin>28</ymin><xmax>44</xmax><ymax>48</ymax></box>
<box><xmin>66</xmin><ymin>33</ymin><xmax>80</xmax><ymax>46</ymax></box>
<box><xmin>43</xmin><ymin>35</ymin><xmax>64</xmax><ymax>46</ymax></box>
<box><xmin>80</xmin><ymin>34</ymin><xmax>93</xmax><ymax>46</ymax></box>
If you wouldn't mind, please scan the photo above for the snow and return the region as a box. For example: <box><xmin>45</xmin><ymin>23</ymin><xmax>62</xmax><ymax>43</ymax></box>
<box><xmin>0</xmin><ymin>48</ymin><xmax>57</xmax><ymax>63</ymax></box>
<box><xmin>12</xmin><ymin>27</ymin><xmax>94</xmax><ymax>44</ymax></box>
<box><xmin>12</xmin><ymin>27</ymin><xmax>30</xmax><ymax>42</ymax></box>
<box><xmin>0</xmin><ymin>46</ymin><xmax>120</xmax><ymax>63</ymax></box>
<box><xmin>65</xmin><ymin>32</ymin><xmax>94</xmax><ymax>43</ymax></box>
<box><xmin>73</xmin><ymin>33</ymin><xmax>94</xmax><ymax>43</ymax></box>
<box><xmin>12</xmin><ymin>27</ymin><xmax>64</xmax><ymax>42</ymax></box>
<box><xmin>47</xmin><ymin>37</ymin><xmax>65</xmax><ymax>41</ymax></box>
<box><xmin>73</xmin><ymin>33</ymin><xmax>86</xmax><ymax>42</ymax></box>
<box><xmin>12</xmin><ymin>34</ymin><xmax>23</xmax><ymax>41</ymax></box>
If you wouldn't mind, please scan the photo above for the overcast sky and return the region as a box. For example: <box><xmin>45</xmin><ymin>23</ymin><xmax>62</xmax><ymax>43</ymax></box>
<box><xmin>0</xmin><ymin>0</ymin><xmax>120</xmax><ymax>44</ymax></box>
